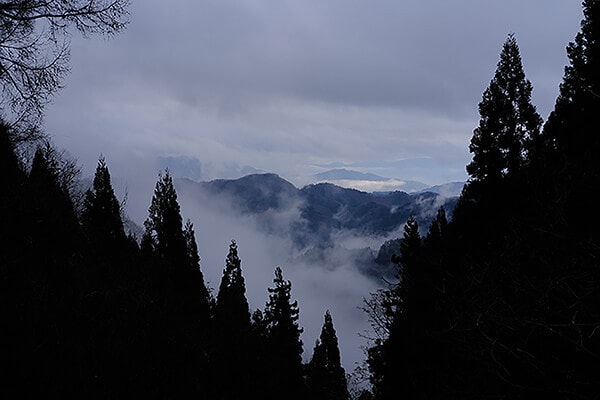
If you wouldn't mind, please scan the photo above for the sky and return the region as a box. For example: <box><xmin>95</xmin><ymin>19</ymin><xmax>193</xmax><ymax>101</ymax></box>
<box><xmin>41</xmin><ymin>0</ymin><xmax>586</xmax><ymax>375</ymax></box>
<box><xmin>45</xmin><ymin>0</ymin><xmax>584</xmax><ymax>190</ymax></box>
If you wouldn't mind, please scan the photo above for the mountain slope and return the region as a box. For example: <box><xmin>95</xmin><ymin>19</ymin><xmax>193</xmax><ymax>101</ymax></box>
<box><xmin>175</xmin><ymin>174</ymin><xmax>459</xmax><ymax>279</ymax></box>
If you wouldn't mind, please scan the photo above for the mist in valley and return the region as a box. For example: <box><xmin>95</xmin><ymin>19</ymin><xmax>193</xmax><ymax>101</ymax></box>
<box><xmin>174</xmin><ymin>177</ymin><xmax>387</xmax><ymax>373</ymax></box>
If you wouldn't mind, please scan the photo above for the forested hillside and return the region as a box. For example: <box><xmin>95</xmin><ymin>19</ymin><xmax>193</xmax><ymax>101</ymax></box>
<box><xmin>364</xmin><ymin>3</ymin><xmax>600</xmax><ymax>398</ymax></box>
<box><xmin>0</xmin><ymin>142</ymin><xmax>349</xmax><ymax>398</ymax></box>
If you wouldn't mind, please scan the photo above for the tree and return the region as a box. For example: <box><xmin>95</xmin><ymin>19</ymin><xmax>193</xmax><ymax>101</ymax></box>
<box><xmin>142</xmin><ymin>170</ymin><xmax>211</xmax><ymax>395</ymax></box>
<box><xmin>396</xmin><ymin>216</ymin><xmax>421</xmax><ymax>274</ymax></box>
<box><xmin>180</xmin><ymin>218</ymin><xmax>211</xmax><ymax>324</ymax></box>
<box><xmin>264</xmin><ymin>267</ymin><xmax>305</xmax><ymax>400</ymax></box>
<box><xmin>144</xmin><ymin>170</ymin><xmax>188</xmax><ymax>267</ymax></box>
<box><xmin>27</xmin><ymin>144</ymin><xmax>81</xmax><ymax>257</ymax></box>
<box><xmin>541</xmin><ymin>0</ymin><xmax>600</xmax><ymax>239</ymax></box>
<box><xmin>0</xmin><ymin>0</ymin><xmax>130</xmax><ymax>130</ymax></box>
<box><xmin>367</xmin><ymin>217</ymin><xmax>425</xmax><ymax>400</ymax></box>
<box><xmin>19</xmin><ymin>144</ymin><xmax>86</xmax><ymax>397</ymax></box>
<box><xmin>425</xmin><ymin>206</ymin><xmax>447</xmax><ymax>247</ymax></box>
<box><xmin>143</xmin><ymin>170</ymin><xmax>211</xmax><ymax>314</ymax></box>
<box><xmin>306</xmin><ymin>310</ymin><xmax>349</xmax><ymax>400</ymax></box>
<box><xmin>0</xmin><ymin>121</ymin><xmax>26</xmax><ymax>260</ymax></box>
<box><xmin>466</xmin><ymin>33</ymin><xmax>542</xmax><ymax>186</ymax></box>
<box><xmin>212</xmin><ymin>240</ymin><xmax>253</xmax><ymax>400</ymax></box>
<box><xmin>214</xmin><ymin>240</ymin><xmax>251</xmax><ymax>333</ymax></box>
<box><xmin>81</xmin><ymin>156</ymin><xmax>127</xmax><ymax>252</ymax></box>
<box><xmin>394</xmin><ymin>215</ymin><xmax>422</xmax><ymax>308</ymax></box>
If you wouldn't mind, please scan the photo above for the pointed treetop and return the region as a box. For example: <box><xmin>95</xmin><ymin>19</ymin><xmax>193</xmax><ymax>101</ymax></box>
<box><xmin>215</xmin><ymin>239</ymin><xmax>251</xmax><ymax>331</ymax></box>
<box><xmin>399</xmin><ymin>216</ymin><xmax>421</xmax><ymax>262</ymax></box>
<box><xmin>144</xmin><ymin>169</ymin><xmax>187</xmax><ymax>263</ymax></box>
<box><xmin>82</xmin><ymin>156</ymin><xmax>126</xmax><ymax>246</ymax></box>
<box><xmin>263</xmin><ymin>266</ymin><xmax>305</xmax><ymax>400</ymax></box>
<box><xmin>467</xmin><ymin>33</ymin><xmax>542</xmax><ymax>183</ymax></box>
<box><xmin>542</xmin><ymin>0</ymin><xmax>600</xmax><ymax>160</ymax></box>
<box><xmin>426</xmin><ymin>206</ymin><xmax>448</xmax><ymax>245</ymax></box>
<box><xmin>307</xmin><ymin>310</ymin><xmax>349</xmax><ymax>400</ymax></box>
<box><xmin>316</xmin><ymin>310</ymin><xmax>343</xmax><ymax>369</ymax></box>
<box><xmin>265</xmin><ymin>266</ymin><xmax>302</xmax><ymax>332</ymax></box>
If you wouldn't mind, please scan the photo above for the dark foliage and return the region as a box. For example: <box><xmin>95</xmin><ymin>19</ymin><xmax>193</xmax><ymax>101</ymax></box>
<box><xmin>0</xmin><ymin>131</ymin><xmax>322</xmax><ymax>397</ymax></box>
<box><xmin>306</xmin><ymin>310</ymin><xmax>350</xmax><ymax>400</ymax></box>
<box><xmin>365</xmin><ymin>4</ymin><xmax>600</xmax><ymax>398</ymax></box>
<box><xmin>263</xmin><ymin>267</ymin><xmax>306</xmax><ymax>400</ymax></box>
<box><xmin>212</xmin><ymin>240</ymin><xmax>255</xmax><ymax>399</ymax></box>
<box><xmin>4</xmin><ymin>2</ymin><xmax>599</xmax><ymax>399</ymax></box>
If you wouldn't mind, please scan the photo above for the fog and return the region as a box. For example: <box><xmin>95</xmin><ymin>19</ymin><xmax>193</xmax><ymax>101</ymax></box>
<box><xmin>173</xmin><ymin>179</ymin><xmax>384</xmax><ymax>374</ymax></box>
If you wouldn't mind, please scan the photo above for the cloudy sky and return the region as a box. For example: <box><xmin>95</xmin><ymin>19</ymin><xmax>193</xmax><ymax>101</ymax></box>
<box><xmin>45</xmin><ymin>0</ymin><xmax>583</xmax><ymax>192</ymax></box>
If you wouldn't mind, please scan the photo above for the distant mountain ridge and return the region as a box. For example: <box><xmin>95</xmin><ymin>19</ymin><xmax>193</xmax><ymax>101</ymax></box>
<box><xmin>418</xmin><ymin>181</ymin><xmax>465</xmax><ymax>197</ymax></box>
<box><xmin>175</xmin><ymin>173</ymin><xmax>459</xmax><ymax>280</ymax></box>
<box><xmin>177</xmin><ymin>174</ymin><xmax>457</xmax><ymax>238</ymax></box>
<box><xmin>312</xmin><ymin>168</ymin><xmax>430</xmax><ymax>193</ymax></box>
<box><xmin>313</xmin><ymin>168</ymin><xmax>391</xmax><ymax>182</ymax></box>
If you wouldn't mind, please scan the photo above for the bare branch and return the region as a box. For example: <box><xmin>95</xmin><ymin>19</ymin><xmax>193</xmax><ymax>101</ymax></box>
<box><xmin>0</xmin><ymin>0</ymin><xmax>130</xmax><ymax>133</ymax></box>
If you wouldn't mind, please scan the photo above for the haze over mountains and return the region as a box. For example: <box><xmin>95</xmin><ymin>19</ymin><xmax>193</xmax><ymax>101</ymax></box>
<box><xmin>174</xmin><ymin>172</ymin><xmax>460</xmax><ymax>281</ymax></box>
<box><xmin>147</xmin><ymin>162</ymin><xmax>463</xmax><ymax>371</ymax></box>
<box><xmin>158</xmin><ymin>155</ymin><xmax>465</xmax><ymax>195</ymax></box>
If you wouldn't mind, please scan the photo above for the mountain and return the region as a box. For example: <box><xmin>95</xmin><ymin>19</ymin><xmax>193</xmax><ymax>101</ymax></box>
<box><xmin>156</xmin><ymin>155</ymin><xmax>263</xmax><ymax>181</ymax></box>
<box><xmin>419</xmin><ymin>181</ymin><xmax>466</xmax><ymax>198</ymax></box>
<box><xmin>313</xmin><ymin>168</ymin><xmax>391</xmax><ymax>182</ymax></box>
<box><xmin>175</xmin><ymin>174</ymin><xmax>459</xmax><ymax>280</ymax></box>
<box><xmin>312</xmin><ymin>168</ymin><xmax>429</xmax><ymax>193</ymax></box>
<box><xmin>201</xmin><ymin>173</ymin><xmax>299</xmax><ymax>214</ymax></box>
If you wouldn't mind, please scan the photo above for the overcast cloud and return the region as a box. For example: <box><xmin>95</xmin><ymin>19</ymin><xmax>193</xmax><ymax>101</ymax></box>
<box><xmin>45</xmin><ymin>0</ymin><xmax>583</xmax><ymax>189</ymax></box>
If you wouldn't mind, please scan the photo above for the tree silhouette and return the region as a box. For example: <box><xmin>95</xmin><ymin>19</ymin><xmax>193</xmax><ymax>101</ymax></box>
<box><xmin>215</xmin><ymin>240</ymin><xmax>251</xmax><ymax>332</ymax></box>
<box><xmin>364</xmin><ymin>5</ymin><xmax>600</xmax><ymax>397</ymax></box>
<box><xmin>142</xmin><ymin>170</ymin><xmax>211</xmax><ymax>396</ymax></box>
<box><xmin>467</xmin><ymin>34</ymin><xmax>542</xmax><ymax>187</ymax></box>
<box><xmin>82</xmin><ymin>156</ymin><xmax>127</xmax><ymax>253</ymax></box>
<box><xmin>144</xmin><ymin>170</ymin><xmax>188</xmax><ymax>266</ymax></box>
<box><xmin>306</xmin><ymin>310</ymin><xmax>349</xmax><ymax>400</ymax></box>
<box><xmin>264</xmin><ymin>267</ymin><xmax>305</xmax><ymax>400</ymax></box>
<box><xmin>212</xmin><ymin>240</ymin><xmax>253</xmax><ymax>399</ymax></box>
<box><xmin>541</xmin><ymin>0</ymin><xmax>600</xmax><ymax>239</ymax></box>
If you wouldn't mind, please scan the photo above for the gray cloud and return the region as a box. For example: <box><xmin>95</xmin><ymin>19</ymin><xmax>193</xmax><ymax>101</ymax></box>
<box><xmin>46</xmin><ymin>0</ymin><xmax>582</xmax><ymax>188</ymax></box>
<box><xmin>62</xmin><ymin>0</ymin><xmax>581</xmax><ymax>114</ymax></box>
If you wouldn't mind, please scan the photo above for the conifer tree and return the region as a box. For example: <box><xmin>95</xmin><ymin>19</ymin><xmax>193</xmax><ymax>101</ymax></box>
<box><xmin>541</xmin><ymin>0</ymin><xmax>600</xmax><ymax>238</ymax></box>
<box><xmin>0</xmin><ymin>122</ymin><xmax>32</xmax><ymax>397</ymax></box>
<box><xmin>370</xmin><ymin>217</ymin><xmax>424</xmax><ymax>399</ymax></box>
<box><xmin>142</xmin><ymin>170</ymin><xmax>211</xmax><ymax>395</ymax></box>
<box><xmin>81</xmin><ymin>156</ymin><xmax>127</xmax><ymax>254</ymax></box>
<box><xmin>22</xmin><ymin>145</ymin><xmax>85</xmax><ymax>397</ymax></box>
<box><xmin>306</xmin><ymin>311</ymin><xmax>349</xmax><ymax>400</ymax></box>
<box><xmin>395</xmin><ymin>215</ymin><xmax>422</xmax><ymax>307</ymax></box>
<box><xmin>144</xmin><ymin>170</ymin><xmax>188</xmax><ymax>266</ymax></box>
<box><xmin>215</xmin><ymin>240</ymin><xmax>251</xmax><ymax>332</ymax></box>
<box><xmin>0</xmin><ymin>122</ymin><xmax>26</xmax><ymax>265</ymax></box>
<box><xmin>425</xmin><ymin>206</ymin><xmax>447</xmax><ymax>246</ymax></box>
<box><xmin>28</xmin><ymin>146</ymin><xmax>82</xmax><ymax>259</ymax></box>
<box><xmin>144</xmin><ymin>170</ymin><xmax>211</xmax><ymax>309</ymax></box>
<box><xmin>264</xmin><ymin>267</ymin><xmax>305</xmax><ymax>400</ymax></box>
<box><xmin>467</xmin><ymin>34</ymin><xmax>542</xmax><ymax>186</ymax></box>
<box><xmin>397</xmin><ymin>216</ymin><xmax>421</xmax><ymax>273</ymax></box>
<box><xmin>544</xmin><ymin>0</ymin><xmax>600</xmax><ymax>158</ymax></box>
<box><xmin>181</xmin><ymin>219</ymin><xmax>211</xmax><ymax>322</ymax></box>
<box><xmin>212</xmin><ymin>240</ymin><xmax>253</xmax><ymax>400</ymax></box>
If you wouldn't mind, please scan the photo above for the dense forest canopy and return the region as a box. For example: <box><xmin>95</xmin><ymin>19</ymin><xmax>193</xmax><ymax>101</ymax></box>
<box><xmin>1</xmin><ymin>0</ymin><xmax>600</xmax><ymax>398</ymax></box>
